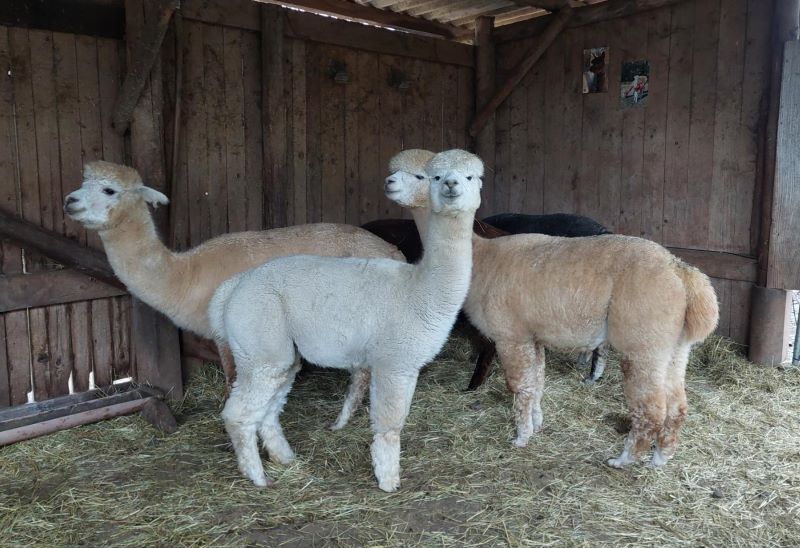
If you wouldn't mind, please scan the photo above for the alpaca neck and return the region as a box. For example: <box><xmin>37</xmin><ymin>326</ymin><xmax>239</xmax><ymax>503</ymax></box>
<box><xmin>414</xmin><ymin>209</ymin><xmax>474</xmax><ymax>301</ymax></box>
<box><xmin>98</xmin><ymin>205</ymin><xmax>183</xmax><ymax>308</ymax></box>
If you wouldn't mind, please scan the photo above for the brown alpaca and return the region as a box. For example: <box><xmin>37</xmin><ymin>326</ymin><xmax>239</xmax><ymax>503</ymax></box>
<box><xmin>63</xmin><ymin>161</ymin><xmax>405</xmax><ymax>383</ymax></box>
<box><xmin>382</xmin><ymin>149</ymin><xmax>719</xmax><ymax>468</ymax></box>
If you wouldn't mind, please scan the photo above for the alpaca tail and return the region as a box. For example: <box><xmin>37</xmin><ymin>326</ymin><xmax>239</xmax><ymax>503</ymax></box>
<box><xmin>674</xmin><ymin>261</ymin><xmax>719</xmax><ymax>343</ymax></box>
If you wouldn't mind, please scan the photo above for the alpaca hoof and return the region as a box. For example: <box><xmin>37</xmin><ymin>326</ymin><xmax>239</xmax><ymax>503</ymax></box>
<box><xmin>649</xmin><ymin>448</ymin><xmax>669</xmax><ymax>468</ymax></box>
<box><xmin>251</xmin><ymin>475</ymin><xmax>274</xmax><ymax>488</ymax></box>
<box><xmin>377</xmin><ymin>476</ymin><xmax>400</xmax><ymax>492</ymax></box>
<box><xmin>606</xmin><ymin>456</ymin><xmax>634</xmax><ymax>469</ymax></box>
<box><xmin>268</xmin><ymin>449</ymin><xmax>296</xmax><ymax>465</ymax></box>
<box><xmin>583</xmin><ymin>376</ymin><xmax>597</xmax><ymax>385</ymax></box>
<box><xmin>512</xmin><ymin>436</ymin><xmax>530</xmax><ymax>448</ymax></box>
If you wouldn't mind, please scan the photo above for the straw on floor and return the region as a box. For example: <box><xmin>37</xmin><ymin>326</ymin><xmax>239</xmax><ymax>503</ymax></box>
<box><xmin>1</xmin><ymin>335</ymin><xmax>799</xmax><ymax>546</ymax></box>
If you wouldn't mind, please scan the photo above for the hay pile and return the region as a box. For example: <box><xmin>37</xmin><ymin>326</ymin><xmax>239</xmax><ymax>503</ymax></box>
<box><xmin>2</xmin><ymin>336</ymin><xmax>800</xmax><ymax>546</ymax></box>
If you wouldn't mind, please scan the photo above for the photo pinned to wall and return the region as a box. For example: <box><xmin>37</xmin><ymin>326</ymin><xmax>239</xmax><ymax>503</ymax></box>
<box><xmin>620</xmin><ymin>60</ymin><xmax>650</xmax><ymax>107</ymax></box>
<box><xmin>582</xmin><ymin>47</ymin><xmax>608</xmax><ymax>93</ymax></box>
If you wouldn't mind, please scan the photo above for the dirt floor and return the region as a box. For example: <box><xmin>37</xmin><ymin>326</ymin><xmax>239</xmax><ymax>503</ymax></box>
<box><xmin>2</xmin><ymin>336</ymin><xmax>800</xmax><ymax>546</ymax></box>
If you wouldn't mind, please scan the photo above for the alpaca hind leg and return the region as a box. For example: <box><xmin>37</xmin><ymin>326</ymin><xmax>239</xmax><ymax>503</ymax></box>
<box><xmin>222</xmin><ymin>366</ymin><xmax>282</xmax><ymax>487</ymax></box>
<box><xmin>497</xmin><ymin>341</ymin><xmax>545</xmax><ymax>448</ymax></box>
<box><xmin>369</xmin><ymin>368</ymin><xmax>420</xmax><ymax>492</ymax></box>
<box><xmin>653</xmin><ymin>342</ymin><xmax>691</xmax><ymax>466</ymax></box>
<box><xmin>330</xmin><ymin>368</ymin><xmax>371</xmax><ymax>431</ymax></box>
<box><xmin>257</xmin><ymin>355</ymin><xmax>301</xmax><ymax>464</ymax></box>
<box><xmin>584</xmin><ymin>343</ymin><xmax>608</xmax><ymax>384</ymax></box>
<box><xmin>608</xmin><ymin>356</ymin><xmax>668</xmax><ymax>468</ymax></box>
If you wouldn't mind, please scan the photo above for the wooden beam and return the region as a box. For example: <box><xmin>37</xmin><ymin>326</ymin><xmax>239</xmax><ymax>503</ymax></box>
<box><xmin>0</xmin><ymin>209</ymin><xmax>124</xmax><ymax>289</ymax></box>
<box><xmin>126</xmin><ymin>0</ymin><xmax>184</xmax><ymax>401</ymax></box>
<box><xmin>665</xmin><ymin>248</ymin><xmax>758</xmax><ymax>284</ymax></box>
<box><xmin>473</xmin><ymin>16</ymin><xmax>496</xmax><ymax>215</ymax></box>
<box><xmin>283</xmin><ymin>8</ymin><xmax>474</xmax><ymax>66</ymax></box>
<box><xmin>468</xmin><ymin>6</ymin><xmax>572</xmax><ymax>137</ymax></box>
<box><xmin>112</xmin><ymin>0</ymin><xmax>179</xmax><ymax>135</ymax></box>
<box><xmin>0</xmin><ymin>269</ymin><xmax>127</xmax><ymax>314</ymax></box>
<box><xmin>508</xmin><ymin>0</ymin><xmax>571</xmax><ymax>11</ymax></box>
<box><xmin>0</xmin><ymin>0</ymin><xmax>125</xmax><ymax>39</ymax></box>
<box><xmin>495</xmin><ymin>0</ymin><xmax>689</xmax><ymax>44</ymax></box>
<box><xmin>257</xmin><ymin>0</ymin><xmax>471</xmax><ymax>40</ymax></box>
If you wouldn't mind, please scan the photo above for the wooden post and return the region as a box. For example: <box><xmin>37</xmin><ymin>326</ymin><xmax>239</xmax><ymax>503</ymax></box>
<box><xmin>125</xmin><ymin>0</ymin><xmax>183</xmax><ymax>400</ymax></box>
<box><xmin>473</xmin><ymin>16</ymin><xmax>496</xmax><ymax>216</ymax></box>
<box><xmin>749</xmin><ymin>286</ymin><xmax>792</xmax><ymax>365</ymax></box>
<box><xmin>262</xmin><ymin>4</ymin><xmax>289</xmax><ymax>228</ymax></box>
<box><xmin>469</xmin><ymin>6</ymin><xmax>572</xmax><ymax>138</ymax></box>
<box><xmin>112</xmin><ymin>0</ymin><xmax>179</xmax><ymax>134</ymax></box>
<box><xmin>756</xmin><ymin>0</ymin><xmax>800</xmax><ymax>287</ymax></box>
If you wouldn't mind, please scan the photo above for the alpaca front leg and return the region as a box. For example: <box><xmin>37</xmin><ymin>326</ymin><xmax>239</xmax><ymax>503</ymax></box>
<box><xmin>497</xmin><ymin>341</ymin><xmax>545</xmax><ymax>447</ymax></box>
<box><xmin>222</xmin><ymin>377</ymin><xmax>275</xmax><ymax>487</ymax></box>
<box><xmin>369</xmin><ymin>369</ymin><xmax>420</xmax><ymax>492</ymax></box>
<box><xmin>330</xmin><ymin>368</ymin><xmax>371</xmax><ymax>431</ymax></box>
<box><xmin>258</xmin><ymin>359</ymin><xmax>301</xmax><ymax>464</ymax></box>
<box><xmin>584</xmin><ymin>343</ymin><xmax>608</xmax><ymax>385</ymax></box>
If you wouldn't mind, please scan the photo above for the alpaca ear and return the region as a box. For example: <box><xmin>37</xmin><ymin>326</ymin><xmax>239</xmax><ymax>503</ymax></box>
<box><xmin>138</xmin><ymin>186</ymin><xmax>170</xmax><ymax>208</ymax></box>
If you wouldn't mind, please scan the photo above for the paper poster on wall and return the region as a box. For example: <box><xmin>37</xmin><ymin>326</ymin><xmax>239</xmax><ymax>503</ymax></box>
<box><xmin>582</xmin><ymin>47</ymin><xmax>608</xmax><ymax>93</ymax></box>
<box><xmin>620</xmin><ymin>60</ymin><xmax>650</xmax><ymax>107</ymax></box>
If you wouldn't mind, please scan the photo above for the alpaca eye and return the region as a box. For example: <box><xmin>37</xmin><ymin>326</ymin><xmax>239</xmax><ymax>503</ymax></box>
<box><xmin>434</xmin><ymin>176</ymin><xmax>441</xmax><ymax>181</ymax></box>
<box><xmin>415</xmin><ymin>175</ymin><xmax>425</xmax><ymax>180</ymax></box>
<box><xmin>467</xmin><ymin>176</ymin><xmax>473</xmax><ymax>180</ymax></box>
<box><xmin>103</xmin><ymin>188</ymin><xmax>117</xmax><ymax>196</ymax></box>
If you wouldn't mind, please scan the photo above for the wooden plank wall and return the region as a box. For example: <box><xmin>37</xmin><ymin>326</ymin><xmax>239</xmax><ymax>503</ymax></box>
<box><xmin>492</xmin><ymin>0</ymin><xmax>773</xmax><ymax>344</ymax></box>
<box><xmin>0</xmin><ymin>25</ymin><xmax>131</xmax><ymax>408</ymax></box>
<box><xmin>164</xmin><ymin>14</ymin><xmax>473</xmax><ymax>250</ymax></box>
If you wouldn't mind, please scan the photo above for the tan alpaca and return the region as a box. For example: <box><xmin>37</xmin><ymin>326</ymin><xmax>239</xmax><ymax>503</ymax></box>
<box><xmin>382</xmin><ymin>149</ymin><xmax>719</xmax><ymax>468</ymax></box>
<box><xmin>63</xmin><ymin>161</ymin><xmax>405</xmax><ymax>382</ymax></box>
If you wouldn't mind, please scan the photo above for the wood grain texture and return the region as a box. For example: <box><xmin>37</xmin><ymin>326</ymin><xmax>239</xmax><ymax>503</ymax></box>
<box><xmin>767</xmin><ymin>40</ymin><xmax>800</xmax><ymax>289</ymax></box>
<box><xmin>0</xmin><ymin>270</ymin><xmax>126</xmax><ymax>313</ymax></box>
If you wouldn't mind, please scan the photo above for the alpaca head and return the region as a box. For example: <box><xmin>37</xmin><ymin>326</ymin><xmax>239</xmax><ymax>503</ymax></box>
<box><xmin>384</xmin><ymin>149</ymin><xmax>435</xmax><ymax>208</ymax></box>
<box><xmin>64</xmin><ymin>161</ymin><xmax>169</xmax><ymax>231</ymax></box>
<box><xmin>426</xmin><ymin>149</ymin><xmax>482</xmax><ymax>216</ymax></box>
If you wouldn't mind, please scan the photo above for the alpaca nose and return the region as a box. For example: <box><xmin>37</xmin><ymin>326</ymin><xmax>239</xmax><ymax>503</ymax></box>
<box><xmin>65</xmin><ymin>195</ymin><xmax>78</xmax><ymax>205</ymax></box>
<box><xmin>444</xmin><ymin>179</ymin><xmax>459</xmax><ymax>190</ymax></box>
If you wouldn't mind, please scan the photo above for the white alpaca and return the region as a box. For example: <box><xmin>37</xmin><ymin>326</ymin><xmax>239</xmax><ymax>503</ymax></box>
<box><xmin>63</xmin><ymin>161</ymin><xmax>404</xmax><ymax>384</ymax></box>
<box><xmin>380</xmin><ymin>150</ymin><xmax>719</xmax><ymax>468</ymax></box>
<box><xmin>209</xmin><ymin>149</ymin><xmax>482</xmax><ymax>491</ymax></box>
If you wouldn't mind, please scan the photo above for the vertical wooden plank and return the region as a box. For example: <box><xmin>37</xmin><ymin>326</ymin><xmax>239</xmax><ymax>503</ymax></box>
<box><xmin>709</xmin><ymin>0</ymin><xmax>747</xmax><ymax>252</ymax></box>
<box><xmin>319</xmin><ymin>46</ymin><xmax>346</xmax><ymax>223</ymax></box>
<box><xmin>474</xmin><ymin>16</ymin><xmax>496</xmax><ymax>216</ymax></box>
<box><xmin>262</xmin><ymin>5</ymin><xmax>288</xmax><ymax>228</ymax></box>
<box><xmin>402</xmin><ymin>58</ymin><xmax>426</xmax><ymax>150</ymax></box>
<box><xmin>97</xmin><ymin>38</ymin><xmax>125</xmax><ymax>164</ymax></box>
<box><xmin>456</xmin><ymin>65</ymin><xmax>473</xmax><ymax>154</ymax></box>
<box><xmin>184</xmin><ymin>20</ymin><xmax>208</xmax><ymax>245</ymax></box>
<box><xmin>290</xmin><ymin>38</ymin><xmax>307</xmax><ymax>226</ymax></box>
<box><xmin>30</xmin><ymin>308</ymin><xmax>49</xmax><ymax>401</ymax></box>
<box><xmin>743</xmin><ymin>0</ymin><xmax>773</xmax><ymax>257</ymax></box>
<box><xmin>442</xmin><ymin>63</ymin><xmax>460</xmax><ymax>150</ymax></box>
<box><xmin>125</xmin><ymin>0</ymin><xmax>183</xmax><ymax>400</ymax></box>
<box><xmin>595</xmin><ymin>19</ymin><xmax>622</xmax><ymax>232</ymax></box>
<box><xmin>421</xmin><ymin>56</ymin><xmax>443</xmax><ymax>153</ymax></box>
<box><xmin>767</xmin><ymin>40</ymin><xmax>800</xmax><ymax>289</ymax></box>
<box><xmin>379</xmin><ymin>54</ymin><xmax>403</xmax><ymax>218</ymax></box>
<box><xmin>305</xmin><ymin>42</ymin><xmax>322</xmax><ymax>223</ymax></box>
<box><xmin>685</xmin><ymin>0</ymin><xmax>721</xmax><ymax>249</ymax></box>
<box><xmin>662</xmin><ymin>1</ymin><xmax>694</xmax><ymax>247</ymax></box>
<box><xmin>111</xmin><ymin>296</ymin><xmax>131</xmax><ymax>380</ymax></box>
<box><xmin>5</xmin><ymin>311</ymin><xmax>30</xmax><ymax>405</ymax></box>
<box><xmin>561</xmin><ymin>27</ymin><xmax>584</xmax><ymax>216</ymax></box>
<box><xmin>0</xmin><ymin>318</ymin><xmax>9</xmax><ymax>407</ymax></box>
<box><xmin>577</xmin><ymin>25</ymin><xmax>603</xmax><ymax>220</ymax></box>
<box><xmin>542</xmin><ymin>32</ymin><xmax>567</xmax><ymax>214</ymax></box>
<box><xmin>617</xmin><ymin>15</ymin><xmax>648</xmax><ymax>237</ymax></box>
<box><xmin>728</xmin><ymin>280</ymin><xmax>752</xmax><ymax>345</ymax></box>
<box><xmin>507</xmin><ymin>79</ymin><xmax>528</xmax><ymax>214</ymax></box>
<box><xmin>204</xmin><ymin>23</ymin><xmax>227</xmax><ymax>237</ymax></box>
<box><xmin>357</xmin><ymin>51</ymin><xmax>380</xmax><ymax>223</ymax></box>
<box><xmin>52</xmin><ymin>31</ymin><xmax>82</xmax><ymax>397</ymax></box>
<box><xmin>493</xmin><ymin>50</ymin><xmax>510</xmax><ymax>215</ymax></box>
<box><xmin>638</xmin><ymin>7</ymin><xmax>670</xmax><ymax>243</ymax></box>
<box><xmin>343</xmin><ymin>48</ymin><xmax>360</xmax><ymax>226</ymax></box>
<box><xmin>91</xmin><ymin>299</ymin><xmax>113</xmax><ymax>387</ymax></box>
<box><xmin>224</xmin><ymin>27</ymin><xmax>247</xmax><ymax>233</ymax></box>
<box><xmin>524</xmin><ymin>50</ymin><xmax>545</xmax><ymax>215</ymax></box>
<box><xmin>243</xmin><ymin>30</ymin><xmax>264</xmax><ymax>231</ymax></box>
<box><xmin>70</xmin><ymin>301</ymin><xmax>91</xmax><ymax>392</ymax></box>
